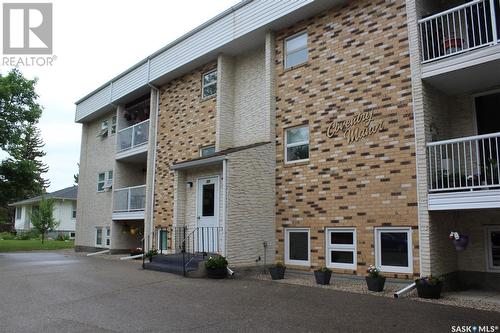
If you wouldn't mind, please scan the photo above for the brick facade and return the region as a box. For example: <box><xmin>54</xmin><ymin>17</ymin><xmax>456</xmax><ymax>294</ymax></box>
<box><xmin>154</xmin><ymin>63</ymin><xmax>217</xmax><ymax>227</ymax></box>
<box><xmin>274</xmin><ymin>0</ymin><xmax>420</xmax><ymax>278</ymax></box>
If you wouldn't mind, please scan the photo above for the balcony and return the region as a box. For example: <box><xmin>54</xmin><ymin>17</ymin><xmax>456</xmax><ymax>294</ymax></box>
<box><xmin>418</xmin><ymin>0</ymin><xmax>500</xmax><ymax>93</ymax></box>
<box><xmin>427</xmin><ymin>132</ymin><xmax>500</xmax><ymax>210</ymax></box>
<box><xmin>116</xmin><ymin>119</ymin><xmax>149</xmax><ymax>161</ymax></box>
<box><xmin>112</xmin><ymin>185</ymin><xmax>146</xmax><ymax>220</ymax></box>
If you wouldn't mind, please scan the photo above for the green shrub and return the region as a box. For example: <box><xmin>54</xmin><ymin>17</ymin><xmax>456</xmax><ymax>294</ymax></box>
<box><xmin>0</xmin><ymin>232</ymin><xmax>16</xmax><ymax>240</ymax></box>
<box><xmin>16</xmin><ymin>230</ymin><xmax>40</xmax><ymax>240</ymax></box>
<box><xmin>56</xmin><ymin>233</ymin><xmax>69</xmax><ymax>241</ymax></box>
<box><xmin>205</xmin><ymin>256</ymin><xmax>228</xmax><ymax>269</ymax></box>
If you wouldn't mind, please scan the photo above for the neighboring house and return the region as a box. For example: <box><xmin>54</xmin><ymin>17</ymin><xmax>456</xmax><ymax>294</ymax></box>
<box><xmin>11</xmin><ymin>186</ymin><xmax>78</xmax><ymax>239</ymax></box>
<box><xmin>74</xmin><ymin>0</ymin><xmax>500</xmax><ymax>291</ymax></box>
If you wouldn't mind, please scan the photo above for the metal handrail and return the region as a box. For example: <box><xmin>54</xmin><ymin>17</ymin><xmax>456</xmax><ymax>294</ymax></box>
<box><xmin>427</xmin><ymin>131</ymin><xmax>500</xmax><ymax>146</ymax></box>
<box><xmin>117</xmin><ymin>119</ymin><xmax>150</xmax><ymax>152</ymax></box>
<box><xmin>418</xmin><ymin>0</ymin><xmax>483</xmax><ymax>23</ymax></box>
<box><xmin>112</xmin><ymin>185</ymin><xmax>146</xmax><ymax>213</ymax></box>
<box><xmin>181</xmin><ymin>226</ymin><xmax>223</xmax><ymax>276</ymax></box>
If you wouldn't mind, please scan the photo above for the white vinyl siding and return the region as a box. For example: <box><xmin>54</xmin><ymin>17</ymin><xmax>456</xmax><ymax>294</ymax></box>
<box><xmin>284</xmin><ymin>31</ymin><xmax>308</xmax><ymax>68</ymax></box>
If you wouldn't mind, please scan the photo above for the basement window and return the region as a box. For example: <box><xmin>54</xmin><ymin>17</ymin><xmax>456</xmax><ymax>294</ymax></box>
<box><xmin>326</xmin><ymin>228</ymin><xmax>357</xmax><ymax>270</ymax></box>
<box><xmin>202</xmin><ymin>69</ymin><xmax>217</xmax><ymax>99</ymax></box>
<box><xmin>285</xmin><ymin>228</ymin><xmax>310</xmax><ymax>266</ymax></box>
<box><xmin>375</xmin><ymin>228</ymin><xmax>413</xmax><ymax>274</ymax></box>
<box><xmin>284</xmin><ymin>31</ymin><xmax>308</xmax><ymax>69</ymax></box>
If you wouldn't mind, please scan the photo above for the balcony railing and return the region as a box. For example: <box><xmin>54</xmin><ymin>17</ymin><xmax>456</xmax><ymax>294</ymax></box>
<box><xmin>113</xmin><ymin>185</ymin><xmax>146</xmax><ymax>212</ymax></box>
<box><xmin>419</xmin><ymin>0</ymin><xmax>500</xmax><ymax>63</ymax></box>
<box><xmin>427</xmin><ymin>132</ymin><xmax>500</xmax><ymax>192</ymax></box>
<box><xmin>117</xmin><ymin>119</ymin><xmax>149</xmax><ymax>152</ymax></box>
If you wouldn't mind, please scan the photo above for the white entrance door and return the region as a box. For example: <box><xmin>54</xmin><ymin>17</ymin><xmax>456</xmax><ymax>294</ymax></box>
<box><xmin>196</xmin><ymin>176</ymin><xmax>219</xmax><ymax>253</ymax></box>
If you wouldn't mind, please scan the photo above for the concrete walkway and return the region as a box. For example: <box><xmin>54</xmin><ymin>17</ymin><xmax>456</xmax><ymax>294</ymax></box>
<box><xmin>0</xmin><ymin>251</ymin><xmax>499</xmax><ymax>333</ymax></box>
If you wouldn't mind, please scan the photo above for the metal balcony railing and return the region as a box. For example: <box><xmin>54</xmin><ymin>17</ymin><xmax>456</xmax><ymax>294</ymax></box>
<box><xmin>117</xmin><ymin>119</ymin><xmax>149</xmax><ymax>152</ymax></box>
<box><xmin>113</xmin><ymin>185</ymin><xmax>146</xmax><ymax>212</ymax></box>
<box><xmin>427</xmin><ymin>132</ymin><xmax>500</xmax><ymax>192</ymax></box>
<box><xmin>419</xmin><ymin>0</ymin><xmax>500</xmax><ymax>63</ymax></box>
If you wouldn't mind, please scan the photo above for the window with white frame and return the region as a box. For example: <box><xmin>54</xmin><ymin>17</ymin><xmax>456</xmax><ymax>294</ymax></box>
<box><xmin>326</xmin><ymin>228</ymin><xmax>357</xmax><ymax>270</ymax></box>
<box><xmin>69</xmin><ymin>232</ymin><xmax>75</xmax><ymax>239</ymax></box>
<box><xmin>486</xmin><ymin>226</ymin><xmax>500</xmax><ymax>271</ymax></box>
<box><xmin>15</xmin><ymin>207</ymin><xmax>21</xmax><ymax>219</ymax></box>
<box><xmin>97</xmin><ymin>173</ymin><xmax>106</xmax><ymax>192</ymax></box>
<box><xmin>99</xmin><ymin>120</ymin><xmax>109</xmax><ymax>138</ymax></box>
<box><xmin>96</xmin><ymin>227</ymin><xmax>103</xmax><ymax>246</ymax></box>
<box><xmin>97</xmin><ymin>171</ymin><xmax>113</xmax><ymax>192</ymax></box>
<box><xmin>285</xmin><ymin>31</ymin><xmax>308</xmax><ymax>69</ymax></box>
<box><xmin>111</xmin><ymin>115</ymin><xmax>117</xmax><ymax>134</ymax></box>
<box><xmin>285</xmin><ymin>228</ymin><xmax>310</xmax><ymax>266</ymax></box>
<box><xmin>105</xmin><ymin>227</ymin><xmax>111</xmax><ymax>247</ymax></box>
<box><xmin>285</xmin><ymin>125</ymin><xmax>309</xmax><ymax>163</ymax></box>
<box><xmin>200</xmin><ymin>145</ymin><xmax>215</xmax><ymax>157</ymax></box>
<box><xmin>202</xmin><ymin>69</ymin><xmax>217</xmax><ymax>98</ymax></box>
<box><xmin>71</xmin><ymin>202</ymin><xmax>77</xmax><ymax>219</ymax></box>
<box><xmin>375</xmin><ymin>227</ymin><xmax>413</xmax><ymax>274</ymax></box>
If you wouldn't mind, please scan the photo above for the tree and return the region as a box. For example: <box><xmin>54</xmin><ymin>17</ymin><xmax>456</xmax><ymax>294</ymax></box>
<box><xmin>73</xmin><ymin>163</ymin><xmax>79</xmax><ymax>185</ymax></box>
<box><xmin>0</xmin><ymin>69</ymin><xmax>42</xmax><ymax>152</ymax></box>
<box><xmin>29</xmin><ymin>198</ymin><xmax>59</xmax><ymax>244</ymax></box>
<box><xmin>0</xmin><ymin>69</ymin><xmax>47</xmax><ymax>228</ymax></box>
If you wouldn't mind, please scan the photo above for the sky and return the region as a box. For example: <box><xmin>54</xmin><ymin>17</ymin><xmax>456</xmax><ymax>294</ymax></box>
<box><xmin>1</xmin><ymin>0</ymin><xmax>240</xmax><ymax>192</ymax></box>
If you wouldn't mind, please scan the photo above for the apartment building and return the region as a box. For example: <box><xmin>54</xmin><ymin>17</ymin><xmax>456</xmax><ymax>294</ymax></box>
<box><xmin>75</xmin><ymin>0</ymin><xmax>500</xmax><ymax>290</ymax></box>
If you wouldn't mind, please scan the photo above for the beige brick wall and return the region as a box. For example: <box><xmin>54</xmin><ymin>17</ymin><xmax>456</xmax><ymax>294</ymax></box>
<box><xmin>75</xmin><ymin>111</ymin><xmax>117</xmax><ymax>249</ymax></box>
<box><xmin>226</xmin><ymin>143</ymin><xmax>276</xmax><ymax>266</ymax></box>
<box><xmin>275</xmin><ymin>0</ymin><xmax>419</xmax><ymax>278</ymax></box>
<box><xmin>154</xmin><ymin>63</ymin><xmax>217</xmax><ymax>228</ymax></box>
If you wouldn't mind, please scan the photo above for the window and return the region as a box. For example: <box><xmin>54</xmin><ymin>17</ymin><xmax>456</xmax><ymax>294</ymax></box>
<box><xmin>111</xmin><ymin>115</ymin><xmax>117</xmax><ymax>134</ymax></box>
<box><xmin>285</xmin><ymin>125</ymin><xmax>309</xmax><ymax>163</ymax></box>
<box><xmin>96</xmin><ymin>227</ymin><xmax>103</xmax><ymax>246</ymax></box>
<box><xmin>200</xmin><ymin>145</ymin><xmax>215</xmax><ymax>157</ymax></box>
<box><xmin>97</xmin><ymin>171</ymin><xmax>113</xmax><ymax>192</ymax></box>
<box><xmin>97</xmin><ymin>173</ymin><xmax>106</xmax><ymax>192</ymax></box>
<box><xmin>15</xmin><ymin>207</ymin><xmax>21</xmax><ymax>219</ymax></box>
<box><xmin>486</xmin><ymin>226</ymin><xmax>500</xmax><ymax>271</ymax></box>
<box><xmin>71</xmin><ymin>202</ymin><xmax>77</xmax><ymax>219</ymax></box>
<box><xmin>326</xmin><ymin>228</ymin><xmax>357</xmax><ymax>270</ymax></box>
<box><xmin>96</xmin><ymin>227</ymin><xmax>110</xmax><ymax>247</ymax></box>
<box><xmin>375</xmin><ymin>228</ymin><xmax>413</xmax><ymax>274</ymax></box>
<box><xmin>99</xmin><ymin>120</ymin><xmax>109</xmax><ymax>138</ymax></box>
<box><xmin>202</xmin><ymin>69</ymin><xmax>217</xmax><ymax>98</ymax></box>
<box><xmin>69</xmin><ymin>232</ymin><xmax>75</xmax><ymax>239</ymax></box>
<box><xmin>105</xmin><ymin>227</ymin><xmax>111</xmax><ymax>247</ymax></box>
<box><xmin>285</xmin><ymin>228</ymin><xmax>310</xmax><ymax>266</ymax></box>
<box><xmin>285</xmin><ymin>31</ymin><xmax>308</xmax><ymax>69</ymax></box>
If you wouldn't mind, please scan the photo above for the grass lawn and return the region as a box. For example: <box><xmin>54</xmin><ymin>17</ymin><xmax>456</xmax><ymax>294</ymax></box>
<box><xmin>0</xmin><ymin>240</ymin><xmax>74</xmax><ymax>252</ymax></box>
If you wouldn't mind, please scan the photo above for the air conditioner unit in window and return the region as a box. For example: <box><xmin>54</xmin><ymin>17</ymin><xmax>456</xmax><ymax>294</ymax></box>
<box><xmin>104</xmin><ymin>180</ymin><xmax>113</xmax><ymax>190</ymax></box>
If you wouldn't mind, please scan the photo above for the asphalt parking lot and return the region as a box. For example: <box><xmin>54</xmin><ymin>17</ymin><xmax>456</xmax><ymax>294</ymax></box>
<box><xmin>0</xmin><ymin>251</ymin><xmax>499</xmax><ymax>332</ymax></box>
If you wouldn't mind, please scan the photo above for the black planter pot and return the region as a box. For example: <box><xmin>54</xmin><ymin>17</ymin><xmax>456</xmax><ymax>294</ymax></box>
<box><xmin>452</xmin><ymin>235</ymin><xmax>469</xmax><ymax>251</ymax></box>
<box><xmin>314</xmin><ymin>271</ymin><xmax>332</xmax><ymax>285</ymax></box>
<box><xmin>416</xmin><ymin>281</ymin><xmax>443</xmax><ymax>299</ymax></box>
<box><xmin>365</xmin><ymin>276</ymin><xmax>386</xmax><ymax>292</ymax></box>
<box><xmin>269</xmin><ymin>266</ymin><xmax>286</xmax><ymax>280</ymax></box>
<box><xmin>207</xmin><ymin>267</ymin><xmax>227</xmax><ymax>279</ymax></box>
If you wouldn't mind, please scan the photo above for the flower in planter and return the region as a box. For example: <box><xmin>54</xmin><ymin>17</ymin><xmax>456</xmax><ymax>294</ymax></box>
<box><xmin>448</xmin><ymin>231</ymin><xmax>469</xmax><ymax>251</ymax></box>
<box><xmin>205</xmin><ymin>256</ymin><xmax>228</xmax><ymax>269</ymax></box>
<box><xmin>416</xmin><ymin>275</ymin><xmax>443</xmax><ymax>286</ymax></box>
<box><xmin>314</xmin><ymin>267</ymin><xmax>332</xmax><ymax>273</ymax></box>
<box><xmin>367</xmin><ymin>265</ymin><xmax>380</xmax><ymax>278</ymax></box>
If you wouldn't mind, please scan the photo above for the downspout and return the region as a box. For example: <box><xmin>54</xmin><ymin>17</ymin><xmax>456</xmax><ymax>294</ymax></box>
<box><xmin>222</xmin><ymin>158</ymin><xmax>228</xmax><ymax>257</ymax></box>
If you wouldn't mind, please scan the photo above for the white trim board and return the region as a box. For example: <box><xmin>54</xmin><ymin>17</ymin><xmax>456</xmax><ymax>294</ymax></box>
<box><xmin>428</xmin><ymin>189</ymin><xmax>500</xmax><ymax>210</ymax></box>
